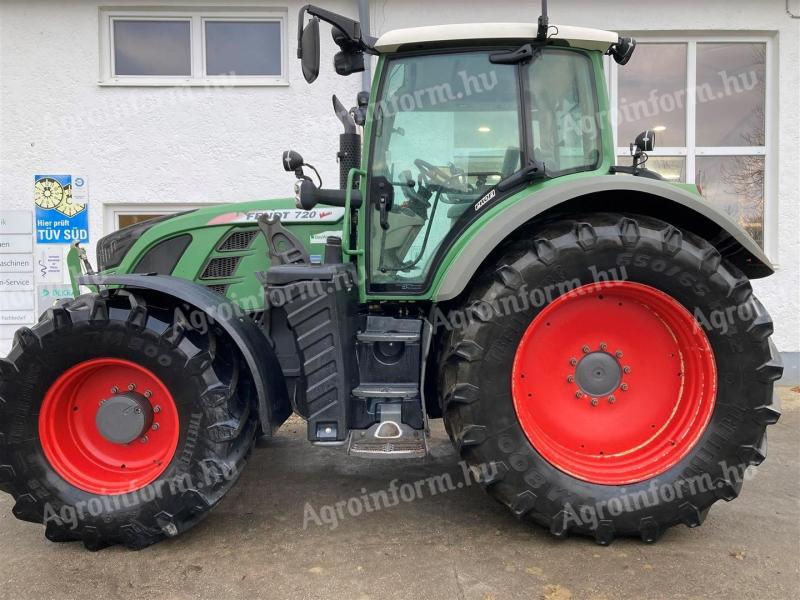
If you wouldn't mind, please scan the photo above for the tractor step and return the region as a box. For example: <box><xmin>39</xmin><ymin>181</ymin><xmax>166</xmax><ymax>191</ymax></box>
<box><xmin>347</xmin><ymin>404</ymin><xmax>428</xmax><ymax>459</ymax></box>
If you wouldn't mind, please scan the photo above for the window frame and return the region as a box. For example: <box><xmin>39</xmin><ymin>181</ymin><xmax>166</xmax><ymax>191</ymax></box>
<box><xmin>99</xmin><ymin>7</ymin><xmax>289</xmax><ymax>87</ymax></box>
<box><xmin>606</xmin><ymin>34</ymin><xmax>777</xmax><ymax>259</ymax></box>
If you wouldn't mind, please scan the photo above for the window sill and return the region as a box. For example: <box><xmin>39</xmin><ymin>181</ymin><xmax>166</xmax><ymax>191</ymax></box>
<box><xmin>98</xmin><ymin>77</ymin><xmax>289</xmax><ymax>88</ymax></box>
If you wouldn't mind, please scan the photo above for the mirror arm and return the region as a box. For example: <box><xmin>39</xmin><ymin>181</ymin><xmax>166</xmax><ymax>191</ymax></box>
<box><xmin>298</xmin><ymin>4</ymin><xmax>377</xmax><ymax>58</ymax></box>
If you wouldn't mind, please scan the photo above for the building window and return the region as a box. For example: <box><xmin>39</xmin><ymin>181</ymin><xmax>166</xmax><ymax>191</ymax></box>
<box><xmin>100</xmin><ymin>8</ymin><xmax>287</xmax><ymax>86</ymax></box>
<box><xmin>609</xmin><ymin>38</ymin><xmax>772</xmax><ymax>251</ymax></box>
<box><xmin>104</xmin><ymin>204</ymin><xmax>214</xmax><ymax>235</ymax></box>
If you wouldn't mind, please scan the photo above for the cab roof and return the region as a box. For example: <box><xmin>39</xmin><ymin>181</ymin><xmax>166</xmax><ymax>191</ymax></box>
<box><xmin>374</xmin><ymin>23</ymin><xmax>619</xmax><ymax>53</ymax></box>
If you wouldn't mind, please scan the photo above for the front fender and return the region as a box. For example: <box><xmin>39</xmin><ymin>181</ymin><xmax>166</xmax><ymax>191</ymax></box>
<box><xmin>79</xmin><ymin>274</ymin><xmax>290</xmax><ymax>436</ymax></box>
<box><xmin>433</xmin><ymin>175</ymin><xmax>774</xmax><ymax>301</ymax></box>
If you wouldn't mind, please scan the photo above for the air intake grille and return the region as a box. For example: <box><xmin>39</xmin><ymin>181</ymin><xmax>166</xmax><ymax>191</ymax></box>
<box><xmin>201</xmin><ymin>256</ymin><xmax>241</xmax><ymax>279</ymax></box>
<box><xmin>206</xmin><ymin>284</ymin><xmax>229</xmax><ymax>296</ymax></box>
<box><xmin>218</xmin><ymin>230</ymin><xmax>258</xmax><ymax>252</ymax></box>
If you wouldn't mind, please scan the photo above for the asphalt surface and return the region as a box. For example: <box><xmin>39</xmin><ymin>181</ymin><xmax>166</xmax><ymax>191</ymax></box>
<box><xmin>1</xmin><ymin>387</ymin><xmax>798</xmax><ymax>600</ymax></box>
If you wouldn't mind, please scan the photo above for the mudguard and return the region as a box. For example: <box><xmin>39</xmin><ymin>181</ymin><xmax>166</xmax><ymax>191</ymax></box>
<box><xmin>79</xmin><ymin>274</ymin><xmax>290</xmax><ymax>436</ymax></box>
<box><xmin>433</xmin><ymin>175</ymin><xmax>774</xmax><ymax>301</ymax></box>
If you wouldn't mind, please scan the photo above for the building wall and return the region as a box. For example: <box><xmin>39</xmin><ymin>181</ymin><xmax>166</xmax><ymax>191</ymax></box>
<box><xmin>1</xmin><ymin>0</ymin><xmax>798</xmax><ymax>373</ymax></box>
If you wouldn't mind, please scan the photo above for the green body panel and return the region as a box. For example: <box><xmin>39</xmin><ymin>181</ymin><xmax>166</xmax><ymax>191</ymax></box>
<box><xmin>77</xmin><ymin>198</ymin><xmax>348</xmax><ymax>311</ymax></box>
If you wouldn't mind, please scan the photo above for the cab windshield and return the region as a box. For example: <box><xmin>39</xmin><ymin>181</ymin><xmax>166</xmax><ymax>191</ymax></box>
<box><xmin>368</xmin><ymin>48</ymin><xmax>600</xmax><ymax>289</ymax></box>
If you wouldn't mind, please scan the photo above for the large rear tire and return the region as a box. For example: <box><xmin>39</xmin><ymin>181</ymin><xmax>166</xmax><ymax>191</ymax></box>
<box><xmin>0</xmin><ymin>290</ymin><xmax>257</xmax><ymax>550</ymax></box>
<box><xmin>439</xmin><ymin>213</ymin><xmax>782</xmax><ymax>544</ymax></box>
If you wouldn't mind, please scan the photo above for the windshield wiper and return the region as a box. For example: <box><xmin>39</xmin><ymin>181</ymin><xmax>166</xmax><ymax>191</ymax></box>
<box><xmin>496</xmin><ymin>161</ymin><xmax>547</xmax><ymax>192</ymax></box>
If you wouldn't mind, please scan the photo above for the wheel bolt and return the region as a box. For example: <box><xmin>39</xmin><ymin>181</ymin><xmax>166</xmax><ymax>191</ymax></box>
<box><xmin>608</xmin><ymin>395</ymin><xmax>616</xmax><ymax>404</ymax></box>
<box><xmin>144</xmin><ymin>390</ymin><xmax>152</xmax><ymax>399</ymax></box>
<box><xmin>153</xmin><ymin>405</ymin><xmax>161</xmax><ymax>414</ymax></box>
<box><xmin>582</xmin><ymin>345</ymin><xmax>591</xmax><ymax>353</ymax></box>
<box><xmin>621</xmin><ymin>383</ymin><xmax>629</xmax><ymax>391</ymax></box>
<box><xmin>128</xmin><ymin>383</ymin><xmax>136</xmax><ymax>391</ymax></box>
<box><xmin>623</xmin><ymin>366</ymin><xmax>631</xmax><ymax>374</ymax></box>
<box><xmin>110</xmin><ymin>386</ymin><xmax>119</xmax><ymax>394</ymax></box>
<box><xmin>600</xmin><ymin>343</ymin><xmax>608</xmax><ymax>351</ymax></box>
<box><xmin>615</xmin><ymin>351</ymin><xmax>624</xmax><ymax>359</ymax></box>
<box><xmin>590</xmin><ymin>398</ymin><xmax>599</xmax><ymax>407</ymax></box>
<box><xmin>575</xmin><ymin>391</ymin><xmax>583</xmax><ymax>399</ymax></box>
<box><xmin>567</xmin><ymin>375</ymin><xmax>575</xmax><ymax>383</ymax></box>
<box><xmin>569</xmin><ymin>357</ymin><xmax>578</xmax><ymax>366</ymax></box>
<box><xmin>140</xmin><ymin>435</ymin><xmax>149</xmax><ymax>443</ymax></box>
<box><xmin>151</xmin><ymin>423</ymin><xmax>160</xmax><ymax>431</ymax></box>
<box><xmin>134</xmin><ymin>407</ymin><xmax>142</xmax><ymax>415</ymax></box>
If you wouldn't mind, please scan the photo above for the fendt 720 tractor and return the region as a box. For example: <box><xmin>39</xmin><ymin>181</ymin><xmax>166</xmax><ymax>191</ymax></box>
<box><xmin>0</xmin><ymin>3</ymin><xmax>783</xmax><ymax>550</ymax></box>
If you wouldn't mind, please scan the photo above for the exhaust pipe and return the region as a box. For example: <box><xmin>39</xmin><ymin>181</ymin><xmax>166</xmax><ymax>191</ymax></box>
<box><xmin>333</xmin><ymin>95</ymin><xmax>361</xmax><ymax>189</ymax></box>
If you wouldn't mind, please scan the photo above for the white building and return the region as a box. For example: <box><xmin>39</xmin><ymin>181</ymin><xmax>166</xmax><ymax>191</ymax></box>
<box><xmin>0</xmin><ymin>0</ymin><xmax>798</xmax><ymax>382</ymax></box>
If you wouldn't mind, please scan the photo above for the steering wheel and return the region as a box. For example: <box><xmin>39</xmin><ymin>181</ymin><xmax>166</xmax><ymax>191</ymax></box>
<box><xmin>414</xmin><ymin>158</ymin><xmax>454</xmax><ymax>187</ymax></box>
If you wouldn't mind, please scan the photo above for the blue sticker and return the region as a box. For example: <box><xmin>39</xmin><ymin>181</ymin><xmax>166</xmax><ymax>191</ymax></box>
<box><xmin>34</xmin><ymin>175</ymin><xmax>89</xmax><ymax>245</ymax></box>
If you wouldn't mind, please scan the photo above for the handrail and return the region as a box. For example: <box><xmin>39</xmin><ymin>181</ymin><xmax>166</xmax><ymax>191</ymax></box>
<box><xmin>343</xmin><ymin>167</ymin><xmax>367</xmax><ymax>256</ymax></box>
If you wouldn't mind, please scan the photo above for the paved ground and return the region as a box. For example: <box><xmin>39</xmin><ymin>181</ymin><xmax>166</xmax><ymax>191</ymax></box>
<box><xmin>1</xmin><ymin>387</ymin><xmax>798</xmax><ymax>600</ymax></box>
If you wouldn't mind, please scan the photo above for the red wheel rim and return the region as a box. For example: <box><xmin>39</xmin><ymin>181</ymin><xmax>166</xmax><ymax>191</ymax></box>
<box><xmin>39</xmin><ymin>358</ymin><xmax>179</xmax><ymax>495</ymax></box>
<box><xmin>512</xmin><ymin>281</ymin><xmax>716</xmax><ymax>485</ymax></box>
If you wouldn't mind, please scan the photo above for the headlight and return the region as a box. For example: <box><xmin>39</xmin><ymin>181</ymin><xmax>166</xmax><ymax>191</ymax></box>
<box><xmin>96</xmin><ymin>212</ymin><xmax>193</xmax><ymax>271</ymax></box>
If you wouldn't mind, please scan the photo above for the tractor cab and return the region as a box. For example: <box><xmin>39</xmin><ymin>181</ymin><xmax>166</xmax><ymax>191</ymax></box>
<box><xmin>288</xmin><ymin>5</ymin><xmax>636</xmax><ymax>295</ymax></box>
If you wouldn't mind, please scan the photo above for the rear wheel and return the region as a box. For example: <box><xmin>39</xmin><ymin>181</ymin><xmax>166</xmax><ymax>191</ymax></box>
<box><xmin>0</xmin><ymin>290</ymin><xmax>257</xmax><ymax>550</ymax></box>
<box><xmin>440</xmin><ymin>213</ymin><xmax>782</xmax><ymax>544</ymax></box>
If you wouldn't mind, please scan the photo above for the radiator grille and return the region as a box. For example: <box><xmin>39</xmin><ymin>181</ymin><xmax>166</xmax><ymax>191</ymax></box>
<box><xmin>201</xmin><ymin>256</ymin><xmax>241</xmax><ymax>279</ymax></box>
<box><xmin>218</xmin><ymin>230</ymin><xmax>258</xmax><ymax>252</ymax></box>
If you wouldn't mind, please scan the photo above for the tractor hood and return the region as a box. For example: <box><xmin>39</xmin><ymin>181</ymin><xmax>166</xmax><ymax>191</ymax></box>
<box><xmin>71</xmin><ymin>197</ymin><xmax>348</xmax><ymax>308</ymax></box>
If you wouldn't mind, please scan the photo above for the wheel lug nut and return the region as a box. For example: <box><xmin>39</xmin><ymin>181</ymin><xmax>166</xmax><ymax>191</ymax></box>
<box><xmin>590</xmin><ymin>398</ymin><xmax>599</xmax><ymax>407</ymax></box>
<box><xmin>151</xmin><ymin>423</ymin><xmax>160</xmax><ymax>431</ymax></box>
<box><xmin>615</xmin><ymin>351</ymin><xmax>623</xmax><ymax>359</ymax></box>
<box><xmin>110</xmin><ymin>386</ymin><xmax>119</xmax><ymax>394</ymax></box>
<box><xmin>623</xmin><ymin>366</ymin><xmax>631</xmax><ymax>374</ymax></box>
<box><xmin>569</xmin><ymin>357</ymin><xmax>578</xmax><ymax>366</ymax></box>
<box><xmin>153</xmin><ymin>405</ymin><xmax>161</xmax><ymax>414</ymax></box>
<box><xmin>144</xmin><ymin>390</ymin><xmax>152</xmax><ymax>399</ymax></box>
<box><xmin>128</xmin><ymin>383</ymin><xmax>136</xmax><ymax>391</ymax></box>
<box><xmin>582</xmin><ymin>345</ymin><xmax>591</xmax><ymax>353</ymax></box>
<box><xmin>567</xmin><ymin>375</ymin><xmax>575</xmax><ymax>383</ymax></box>
<box><xmin>608</xmin><ymin>395</ymin><xmax>616</xmax><ymax>404</ymax></box>
<box><xmin>621</xmin><ymin>383</ymin><xmax>629</xmax><ymax>391</ymax></box>
<box><xmin>575</xmin><ymin>391</ymin><xmax>583</xmax><ymax>399</ymax></box>
<box><xmin>140</xmin><ymin>435</ymin><xmax>149</xmax><ymax>443</ymax></box>
<box><xmin>600</xmin><ymin>343</ymin><xmax>607</xmax><ymax>351</ymax></box>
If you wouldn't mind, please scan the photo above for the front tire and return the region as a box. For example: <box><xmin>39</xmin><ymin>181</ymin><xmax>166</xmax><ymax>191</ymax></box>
<box><xmin>439</xmin><ymin>213</ymin><xmax>782</xmax><ymax>544</ymax></box>
<box><xmin>0</xmin><ymin>290</ymin><xmax>257</xmax><ymax>550</ymax></box>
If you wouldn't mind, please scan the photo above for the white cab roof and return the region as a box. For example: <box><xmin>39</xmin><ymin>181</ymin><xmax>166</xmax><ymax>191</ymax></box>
<box><xmin>374</xmin><ymin>23</ymin><xmax>618</xmax><ymax>53</ymax></box>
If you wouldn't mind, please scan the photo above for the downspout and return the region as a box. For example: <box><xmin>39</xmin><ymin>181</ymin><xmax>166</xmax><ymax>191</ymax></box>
<box><xmin>358</xmin><ymin>0</ymin><xmax>372</xmax><ymax>89</ymax></box>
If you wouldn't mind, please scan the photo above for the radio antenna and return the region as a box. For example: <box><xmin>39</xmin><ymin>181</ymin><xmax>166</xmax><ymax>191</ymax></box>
<box><xmin>537</xmin><ymin>0</ymin><xmax>549</xmax><ymax>41</ymax></box>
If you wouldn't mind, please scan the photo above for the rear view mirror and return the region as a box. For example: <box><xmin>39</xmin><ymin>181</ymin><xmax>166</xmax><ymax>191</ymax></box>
<box><xmin>300</xmin><ymin>17</ymin><xmax>320</xmax><ymax>83</ymax></box>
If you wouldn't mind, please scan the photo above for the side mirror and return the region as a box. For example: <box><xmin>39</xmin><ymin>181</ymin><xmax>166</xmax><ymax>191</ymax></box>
<box><xmin>300</xmin><ymin>18</ymin><xmax>320</xmax><ymax>83</ymax></box>
<box><xmin>611</xmin><ymin>37</ymin><xmax>636</xmax><ymax>65</ymax></box>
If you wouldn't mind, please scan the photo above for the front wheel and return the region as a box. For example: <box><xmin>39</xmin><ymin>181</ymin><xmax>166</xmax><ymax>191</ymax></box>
<box><xmin>0</xmin><ymin>290</ymin><xmax>257</xmax><ymax>550</ymax></box>
<box><xmin>439</xmin><ymin>213</ymin><xmax>782</xmax><ymax>544</ymax></box>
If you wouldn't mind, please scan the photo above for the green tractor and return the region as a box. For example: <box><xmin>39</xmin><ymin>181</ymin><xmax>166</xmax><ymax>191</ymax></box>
<box><xmin>0</xmin><ymin>3</ymin><xmax>782</xmax><ymax>550</ymax></box>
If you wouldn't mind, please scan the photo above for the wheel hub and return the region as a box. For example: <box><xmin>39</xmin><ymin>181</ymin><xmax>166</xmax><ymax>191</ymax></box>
<box><xmin>574</xmin><ymin>351</ymin><xmax>621</xmax><ymax>398</ymax></box>
<box><xmin>95</xmin><ymin>392</ymin><xmax>154</xmax><ymax>444</ymax></box>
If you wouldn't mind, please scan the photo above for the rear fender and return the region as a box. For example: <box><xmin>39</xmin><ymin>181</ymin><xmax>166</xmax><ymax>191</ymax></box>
<box><xmin>433</xmin><ymin>176</ymin><xmax>773</xmax><ymax>301</ymax></box>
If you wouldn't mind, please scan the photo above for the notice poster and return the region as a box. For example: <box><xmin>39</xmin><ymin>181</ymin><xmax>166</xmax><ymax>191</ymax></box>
<box><xmin>34</xmin><ymin>174</ymin><xmax>89</xmax><ymax>245</ymax></box>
